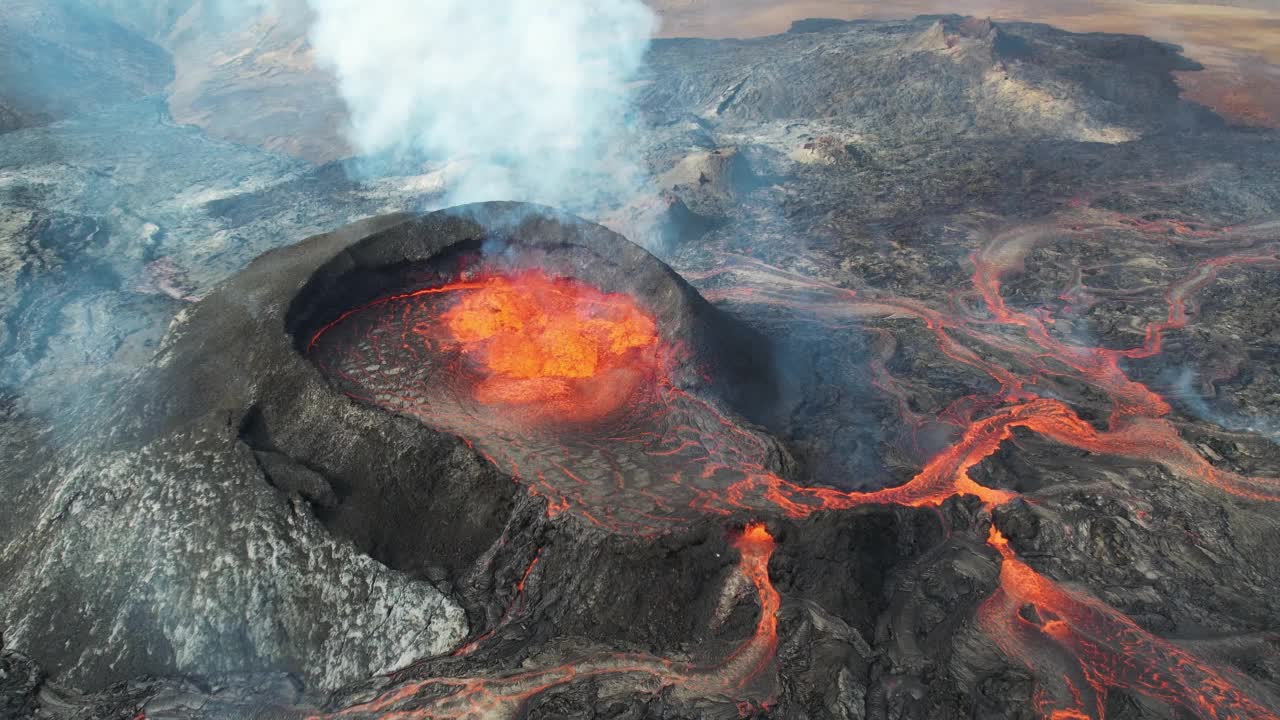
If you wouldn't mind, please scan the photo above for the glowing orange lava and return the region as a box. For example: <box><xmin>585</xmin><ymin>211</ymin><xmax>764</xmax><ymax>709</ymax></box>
<box><xmin>439</xmin><ymin>270</ymin><xmax>658</xmax><ymax>422</ymax></box>
<box><xmin>981</xmin><ymin>528</ymin><xmax>1279</xmax><ymax>720</ymax></box>
<box><xmin>681</xmin><ymin>210</ymin><xmax>1280</xmax><ymax>719</ymax></box>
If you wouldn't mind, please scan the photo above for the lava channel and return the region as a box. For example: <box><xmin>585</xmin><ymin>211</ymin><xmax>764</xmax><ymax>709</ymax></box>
<box><xmin>980</xmin><ymin>527</ymin><xmax>1280</xmax><ymax>720</ymax></box>
<box><xmin>683</xmin><ymin>232</ymin><xmax>1280</xmax><ymax>720</ymax></box>
<box><xmin>305</xmin><ymin>212</ymin><xmax>1280</xmax><ymax>720</ymax></box>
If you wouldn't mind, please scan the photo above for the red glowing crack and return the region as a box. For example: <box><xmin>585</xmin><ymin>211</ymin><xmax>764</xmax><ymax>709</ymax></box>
<box><xmin>980</xmin><ymin>527</ymin><xmax>1279</xmax><ymax>720</ymax></box>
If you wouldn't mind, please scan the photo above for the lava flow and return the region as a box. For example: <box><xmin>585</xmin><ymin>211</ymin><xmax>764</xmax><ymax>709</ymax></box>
<box><xmin>680</xmin><ymin>211</ymin><xmax>1280</xmax><ymax>718</ymax></box>
<box><xmin>307</xmin><ymin>264</ymin><xmax>778</xmax><ymax>534</ymax></box>
<box><xmin>979</xmin><ymin>528</ymin><xmax>1280</xmax><ymax>720</ymax></box>
<box><xmin>308</xmin><ymin>524</ymin><xmax>779</xmax><ymax>720</ymax></box>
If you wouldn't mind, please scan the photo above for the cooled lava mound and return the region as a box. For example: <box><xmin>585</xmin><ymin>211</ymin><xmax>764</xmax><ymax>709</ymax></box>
<box><xmin>291</xmin><ymin>203</ymin><xmax>782</xmax><ymax>535</ymax></box>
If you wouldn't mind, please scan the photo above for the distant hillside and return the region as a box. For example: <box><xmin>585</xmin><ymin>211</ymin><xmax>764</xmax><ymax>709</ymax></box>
<box><xmin>0</xmin><ymin>1</ymin><xmax>173</xmax><ymax>133</ymax></box>
<box><xmin>4</xmin><ymin>1</ymin><xmax>1272</xmax><ymax>157</ymax></box>
<box><xmin>640</xmin><ymin>16</ymin><xmax>1214</xmax><ymax>145</ymax></box>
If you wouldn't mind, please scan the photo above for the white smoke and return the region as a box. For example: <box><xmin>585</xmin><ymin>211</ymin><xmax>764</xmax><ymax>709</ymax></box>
<box><xmin>305</xmin><ymin>0</ymin><xmax>657</xmax><ymax>208</ymax></box>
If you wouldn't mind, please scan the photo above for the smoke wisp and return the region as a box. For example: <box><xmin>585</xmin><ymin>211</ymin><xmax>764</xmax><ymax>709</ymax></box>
<box><xmin>306</xmin><ymin>0</ymin><xmax>657</xmax><ymax>209</ymax></box>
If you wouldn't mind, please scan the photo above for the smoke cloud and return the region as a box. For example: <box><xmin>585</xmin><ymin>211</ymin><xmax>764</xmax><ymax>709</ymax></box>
<box><xmin>305</xmin><ymin>0</ymin><xmax>657</xmax><ymax>209</ymax></box>
<box><xmin>1171</xmin><ymin>367</ymin><xmax>1280</xmax><ymax>445</ymax></box>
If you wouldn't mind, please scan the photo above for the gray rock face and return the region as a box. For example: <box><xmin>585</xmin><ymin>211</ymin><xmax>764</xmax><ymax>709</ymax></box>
<box><xmin>0</xmin><ymin>648</ymin><xmax>43</xmax><ymax>718</ymax></box>
<box><xmin>641</xmin><ymin>15</ymin><xmax>1212</xmax><ymax>144</ymax></box>
<box><xmin>0</xmin><ymin>215</ymin><xmax>468</xmax><ymax>691</ymax></box>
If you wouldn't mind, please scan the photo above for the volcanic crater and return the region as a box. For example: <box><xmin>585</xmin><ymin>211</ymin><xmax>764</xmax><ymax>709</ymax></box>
<box><xmin>290</xmin><ymin>202</ymin><xmax>786</xmax><ymax>538</ymax></box>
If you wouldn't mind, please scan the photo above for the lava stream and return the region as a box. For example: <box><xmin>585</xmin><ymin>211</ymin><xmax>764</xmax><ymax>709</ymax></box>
<box><xmin>979</xmin><ymin>528</ymin><xmax>1280</xmax><ymax>720</ymax></box>
<box><xmin>695</xmin><ymin>247</ymin><xmax>1280</xmax><ymax>508</ymax></box>
<box><xmin>309</xmin><ymin>524</ymin><xmax>779</xmax><ymax>720</ymax></box>
<box><xmin>688</xmin><ymin>228</ymin><xmax>1280</xmax><ymax>719</ymax></box>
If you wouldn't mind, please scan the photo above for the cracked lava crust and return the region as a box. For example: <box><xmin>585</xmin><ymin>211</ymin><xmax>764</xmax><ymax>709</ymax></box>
<box><xmin>15</xmin><ymin>200</ymin><xmax>1278</xmax><ymax>720</ymax></box>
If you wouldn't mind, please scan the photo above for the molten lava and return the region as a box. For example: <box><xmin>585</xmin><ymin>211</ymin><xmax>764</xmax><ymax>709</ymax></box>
<box><xmin>682</xmin><ymin>209</ymin><xmax>1280</xmax><ymax>718</ymax></box>
<box><xmin>307</xmin><ymin>263</ymin><xmax>776</xmax><ymax>534</ymax></box>
<box><xmin>981</xmin><ymin>527</ymin><xmax>1279</xmax><ymax>720</ymax></box>
<box><xmin>438</xmin><ymin>271</ymin><xmax>658</xmax><ymax>422</ymax></box>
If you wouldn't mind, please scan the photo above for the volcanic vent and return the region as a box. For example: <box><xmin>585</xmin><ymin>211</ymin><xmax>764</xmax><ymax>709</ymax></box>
<box><xmin>290</xmin><ymin>202</ymin><xmax>782</xmax><ymax>536</ymax></box>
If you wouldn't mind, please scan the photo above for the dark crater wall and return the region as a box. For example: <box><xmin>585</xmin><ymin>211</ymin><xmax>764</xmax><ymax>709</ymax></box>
<box><xmin>286</xmin><ymin>202</ymin><xmax>779</xmax><ymax>424</ymax></box>
<box><xmin>277</xmin><ymin>202</ymin><xmax>792</xmax><ymax>652</ymax></box>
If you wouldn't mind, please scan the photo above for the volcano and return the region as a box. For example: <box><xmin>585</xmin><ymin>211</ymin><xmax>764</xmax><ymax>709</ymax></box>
<box><xmin>4</xmin><ymin>14</ymin><xmax>1280</xmax><ymax>720</ymax></box>
<box><xmin>8</xmin><ymin>200</ymin><xmax>1267</xmax><ymax>720</ymax></box>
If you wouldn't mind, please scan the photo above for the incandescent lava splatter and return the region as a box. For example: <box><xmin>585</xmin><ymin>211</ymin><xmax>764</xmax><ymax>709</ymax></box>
<box><xmin>440</xmin><ymin>271</ymin><xmax>658</xmax><ymax>422</ymax></box>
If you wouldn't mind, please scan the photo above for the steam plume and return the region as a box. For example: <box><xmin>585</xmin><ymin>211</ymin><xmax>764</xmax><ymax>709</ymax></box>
<box><xmin>306</xmin><ymin>0</ymin><xmax>657</xmax><ymax>208</ymax></box>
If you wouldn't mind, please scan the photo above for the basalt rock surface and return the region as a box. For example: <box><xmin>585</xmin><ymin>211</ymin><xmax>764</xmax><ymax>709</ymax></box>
<box><xmin>0</xmin><ymin>213</ymin><xmax>469</xmax><ymax>693</ymax></box>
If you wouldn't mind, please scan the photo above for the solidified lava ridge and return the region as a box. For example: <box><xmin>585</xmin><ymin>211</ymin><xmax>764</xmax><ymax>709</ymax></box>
<box><xmin>308</xmin><ymin>524</ymin><xmax>780</xmax><ymax>720</ymax></box>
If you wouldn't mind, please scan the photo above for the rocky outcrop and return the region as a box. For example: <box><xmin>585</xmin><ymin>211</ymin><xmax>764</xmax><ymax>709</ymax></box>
<box><xmin>0</xmin><ymin>215</ymin><xmax>469</xmax><ymax>692</ymax></box>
